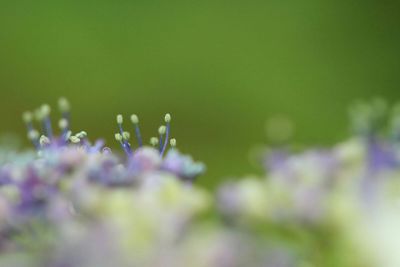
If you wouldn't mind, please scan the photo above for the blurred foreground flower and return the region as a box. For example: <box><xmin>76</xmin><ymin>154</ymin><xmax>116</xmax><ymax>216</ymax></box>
<box><xmin>2</xmin><ymin>98</ymin><xmax>400</xmax><ymax>267</ymax></box>
<box><xmin>1</xmin><ymin>99</ymin><xmax>208</xmax><ymax>267</ymax></box>
<box><xmin>217</xmin><ymin>99</ymin><xmax>400</xmax><ymax>267</ymax></box>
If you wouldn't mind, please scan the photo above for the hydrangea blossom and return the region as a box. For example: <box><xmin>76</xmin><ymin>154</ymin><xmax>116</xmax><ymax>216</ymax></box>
<box><xmin>217</xmin><ymin>99</ymin><xmax>400</xmax><ymax>266</ymax></box>
<box><xmin>0</xmin><ymin>99</ymin><xmax>209</xmax><ymax>267</ymax></box>
<box><xmin>2</xmin><ymin>98</ymin><xmax>400</xmax><ymax>267</ymax></box>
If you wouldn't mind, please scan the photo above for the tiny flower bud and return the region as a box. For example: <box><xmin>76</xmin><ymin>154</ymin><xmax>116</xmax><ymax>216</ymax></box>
<box><xmin>39</xmin><ymin>135</ymin><xmax>51</xmax><ymax>146</ymax></box>
<box><xmin>165</xmin><ymin>113</ymin><xmax>171</xmax><ymax>123</ymax></box>
<box><xmin>130</xmin><ymin>114</ymin><xmax>139</xmax><ymax>124</ymax></box>
<box><xmin>115</xmin><ymin>133</ymin><xmax>123</xmax><ymax>142</ymax></box>
<box><xmin>58</xmin><ymin>118</ymin><xmax>68</xmax><ymax>130</ymax></box>
<box><xmin>41</xmin><ymin>104</ymin><xmax>51</xmax><ymax>117</ymax></box>
<box><xmin>76</xmin><ymin>131</ymin><xmax>87</xmax><ymax>139</ymax></box>
<box><xmin>69</xmin><ymin>136</ymin><xmax>81</xmax><ymax>144</ymax></box>
<box><xmin>22</xmin><ymin>111</ymin><xmax>33</xmax><ymax>123</ymax></box>
<box><xmin>58</xmin><ymin>97</ymin><xmax>70</xmax><ymax>112</ymax></box>
<box><xmin>170</xmin><ymin>138</ymin><xmax>176</xmax><ymax>147</ymax></box>
<box><xmin>122</xmin><ymin>131</ymin><xmax>130</xmax><ymax>140</ymax></box>
<box><xmin>27</xmin><ymin>130</ymin><xmax>39</xmax><ymax>141</ymax></box>
<box><xmin>158</xmin><ymin>125</ymin><xmax>166</xmax><ymax>135</ymax></box>
<box><xmin>34</xmin><ymin>108</ymin><xmax>44</xmax><ymax>121</ymax></box>
<box><xmin>117</xmin><ymin>114</ymin><xmax>123</xmax><ymax>124</ymax></box>
<box><xmin>150</xmin><ymin>137</ymin><xmax>159</xmax><ymax>146</ymax></box>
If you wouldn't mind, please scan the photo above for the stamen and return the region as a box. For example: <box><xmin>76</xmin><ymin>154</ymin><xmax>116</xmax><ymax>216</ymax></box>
<box><xmin>158</xmin><ymin>126</ymin><xmax>166</xmax><ymax>135</ymax></box>
<box><xmin>115</xmin><ymin>132</ymin><xmax>132</xmax><ymax>157</ymax></box>
<box><xmin>58</xmin><ymin>97</ymin><xmax>70</xmax><ymax>114</ymax></box>
<box><xmin>69</xmin><ymin>135</ymin><xmax>81</xmax><ymax>144</ymax></box>
<box><xmin>58</xmin><ymin>118</ymin><xmax>68</xmax><ymax>130</ymax></box>
<box><xmin>117</xmin><ymin>114</ymin><xmax>124</xmax><ymax>129</ymax></box>
<box><xmin>122</xmin><ymin>131</ymin><xmax>130</xmax><ymax>141</ymax></box>
<box><xmin>115</xmin><ymin>133</ymin><xmax>123</xmax><ymax>142</ymax></box>
<box><xmin>158</xmin><ymin>125</ymin><xmax>166</xmax><ymax>152</ymax></box>
<box><xmin>116</xmin><ymin>114</ymin><xmax>133</xmax><ymax>156</ymax></box>
<box><xmin>170</xmin><ymin>138</ymin><xmax>176</xmax><ymax>148</ymax></box>
<box><xmin>58</xmin><ymin>97</ymin><xmax>71</xmax><ymax>126</ymax></box>
<box><xmin>165</xmin><ymin>113</ymin><xmax>171</xmax><ymax>123</ymax></box>
<box><xmin>73</xmin><ymin>131</ymin><xmax>90</xmax><ymax>149</ymax></box>
<box><xmin>130</xmin><ymin>114</ymin><xmax>139</xmax><ymax>124</ymax></box>
<box><xmin>160</xmin><ymin>113</ymin><xmax>171</xmax><ymax>156</ymax></box>
<box><xmin>27</xmin><ymin>130</ymin><xmax>40</xmax><ymax>150</ymax></box>
<box><xmin>28</xmin><ymin>130</ymin><xmax>39</xmax><ymax>141</ymax></box>
<box><xmin>40</xmin><ymin>104</ymin><xmax>53</xmax><ymax>140</ymax></box>
<box><xmin>58</xmin><ymin>118</ymin><xmax>69</xmax><ymax>142</ymax></box>
<box><xmin>76</xmin><ymin>131</ymin><xmax>87</xmax><ymax>139</ymax></box>
<box><xmin>23</xmin><ymin>111</ymin><xmax>36</xmax><ymax>142</ymax></box>
<box><xmin>34</xmin><ymin>108</ymin><xmax>44</xmax><ymax>122</ymax></box>
<box><xmin>150</xmin><ymin>137</ymin><xmax>159</xmax><ymax>147</ymax></box>
<box><xmin>64</xmin><ymin>131</ymin><xmax>72</xmax><ymax>142</ymax></box>
<box><xmin>22</xmin><ymin>111</ymin><xmax>40</xmax><ymax>150</ymax></box>
<box><xmin>39</xmin><ymin>135</ymin><xmax>51</xmax><ymax>148</ymax></box>
<box><xmin>22</xmin><ymin>111</ymin><xmax>33</xmax><ymax>126</ymax></box>
<box><xmin>130</xmin><ymin>114</ymin><xmax>143</xmax><ymax>147</ymax></box>
<box><xmin>116</xmin><ymin>115</ymin><xmax>124</xmax><ymax>141</ymax></box>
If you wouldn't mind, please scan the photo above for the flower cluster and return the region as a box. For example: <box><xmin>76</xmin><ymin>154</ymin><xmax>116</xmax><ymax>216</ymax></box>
<box><xmin>217</xmin><ymin>99</ymin><xmax>400</xmax><ymax>266</ymax></box>
<box><xmin>1</xmin><ymin>98</ymin><xmax>400</xmax><ymax>267</ymax></box>
<box><xmin>1</xmin><ymin>99</ymin><xmax>208</xmax><ymax>266</ymax></box>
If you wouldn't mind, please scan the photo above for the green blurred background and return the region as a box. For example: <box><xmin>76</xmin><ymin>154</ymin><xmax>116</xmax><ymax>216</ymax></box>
<box><xmin>1</xmin><ymin>0</ymin><xmax>400</xmax><ymax>187</ymax></box>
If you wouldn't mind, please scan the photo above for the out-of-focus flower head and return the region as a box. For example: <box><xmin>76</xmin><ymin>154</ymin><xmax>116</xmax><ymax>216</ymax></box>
<box><xmin>20</xmin><ymin>99</ymin><xmax>205</xmax><ymax>184</ymax></box>
<box><xmin>22</xmin><ymin>98</ymin><xmax>104</xmax><ymax>154</ymax></box>
<box><xmin>0</xmin><ymin>99</ymin><xmax>208</xmax><ymax>266</ymax></box>
<box><xmin>216</xmin><ymin>99</ymin><xmax>400</xmax><ymax>267</ymax></box>
<box><xmin>5</xmin><ymin>97</ymin><xmax>400</xmax><ymax>267</ymax></box>
<box><xmin>113</xmin><ymin>112</ymin><xmax>205</xmax><ymax>181</ymax></box>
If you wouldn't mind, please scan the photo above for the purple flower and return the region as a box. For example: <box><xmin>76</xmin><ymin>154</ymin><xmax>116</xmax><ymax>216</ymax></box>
<box><xmin>161</xmin><ymin>149</ymin><xmax>206</xmax><ymax>181</ymax></box>
<box><xmin>128</xmin><ymin>147</ymin><xmax>162</xmax><ymax>173</ymax></box>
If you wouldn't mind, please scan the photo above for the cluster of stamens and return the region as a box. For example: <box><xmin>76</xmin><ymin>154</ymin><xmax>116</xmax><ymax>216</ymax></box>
<box><xmin>22</xmin><ymin>98</ymin><xmax>177</xmax><ymax>158</ymax></box>
<box><xmin>114</xmin><ymin>113</ymin><xmax>175</xmax><ymax>157</ymax></box>
<box><xmin>22</xmin><ymin>98</ymin><xmax>77</xmax><ymax>150</ymax></box>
